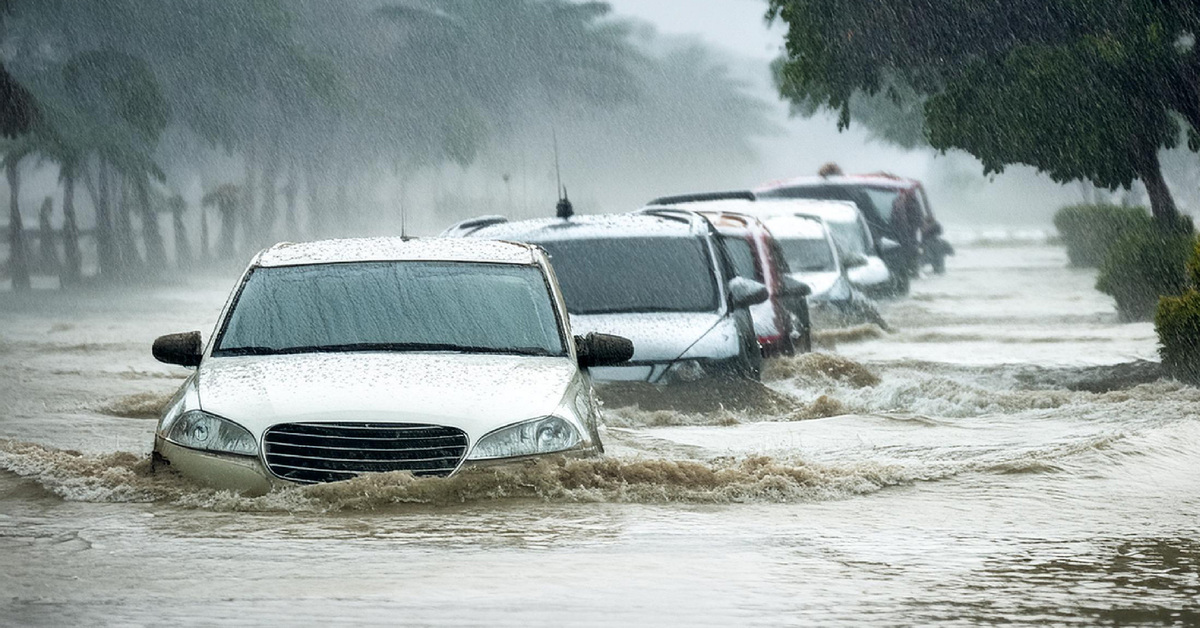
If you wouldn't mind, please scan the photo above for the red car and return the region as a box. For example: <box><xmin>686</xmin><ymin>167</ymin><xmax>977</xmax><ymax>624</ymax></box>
<box><xmin>694</xmin><ymin>207</ymin><xmax>813</xmax><ymax>356</ymax></box>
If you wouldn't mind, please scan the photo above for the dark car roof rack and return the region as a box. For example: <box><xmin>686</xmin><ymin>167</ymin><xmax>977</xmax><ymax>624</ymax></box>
<box><xmin>636</xmin><ymin>207</ymin><xmax>722</xmax><ymax>238</ymax></box>
<box><xmin>646</xmin><ymin>190</ymin><xmax>757</xmax><ymax>206</ymax></box>
<box><xmin>441</xmin><ymin>215</ymin><xmax>509</xmax><ymax>236</ymax></box>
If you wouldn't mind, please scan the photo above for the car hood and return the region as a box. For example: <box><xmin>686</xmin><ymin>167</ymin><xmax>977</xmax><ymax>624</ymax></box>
<box><xmin>789</xmin><ymin>271</ymin><xmax>841</xmax><ymax>301</ymax></box>
<box><xmin>197</xmin><ymin>353</ymin><xmax>576</xmax><ymax>437</ymax></box>
<box><xmin>568</xmin><ymin>311</ymin><xmax>728</xmax><ymax>362</ymax></box>
<box><xmin>848</xmin><ymin>256</ymin><xmax>890</xmax><ymax>288</ymax></box>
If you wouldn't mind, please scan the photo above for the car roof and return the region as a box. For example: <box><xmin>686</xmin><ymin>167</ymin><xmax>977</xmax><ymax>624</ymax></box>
<box><xmin>757</xmin><ymin>174</ymin><xmax>917</xmax><ymax>192</ymax></box>
<box><xmin>759</xmin><ymin>214</ymin><xmax>830</xmax><ymax>240</ymax></box>
<box><xmin>468</xmin><ymin>212</ymin><xmax>708</xmax><ymax>242</ymax></box>
<box><xmin>751</xmin><ymin>198</ymin><xmax>862</xmax><ymax>223</ymax></box>
<box><xmin>646</xmin><ymin>198</ymin><xmax>758</xmax><ymax>215</ymax></box>
<box><xmin>254</xmin><ymin>237</ymin><xmax>539</xmax><ymax>268</ymax></box>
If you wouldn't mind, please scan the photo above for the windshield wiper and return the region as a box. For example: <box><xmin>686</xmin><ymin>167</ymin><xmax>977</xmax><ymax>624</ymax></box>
<box><xmin>215</xmin><ymin>342</ymin><xmax>559</xmax><ymax>357</ymax></box>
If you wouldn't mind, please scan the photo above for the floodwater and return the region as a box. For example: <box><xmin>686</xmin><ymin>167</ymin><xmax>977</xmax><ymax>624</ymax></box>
<box><xmin>2</xmin><ymin>237</ymin><xmax>1198</xmax><ymax>626</ymax></box>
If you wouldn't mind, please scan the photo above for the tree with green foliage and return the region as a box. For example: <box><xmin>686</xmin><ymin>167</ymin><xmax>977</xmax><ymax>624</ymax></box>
<box><xmin>768</xmin><ymin>0</ymin><xmax>1200</xmax><ymax>227</ymax></box>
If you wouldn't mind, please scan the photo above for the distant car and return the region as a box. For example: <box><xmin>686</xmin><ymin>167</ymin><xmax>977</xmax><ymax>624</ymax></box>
<box><xmin>150</xmin><ymin>237</ymin><xmax>632</xmax><ymax>494</ymax></box>
<box><xmin>642</xmin><ymin>200</ymin><xmax>813</xmax><ymax>356</ymax></box>
<box><xmin>754</xmin><ymin>212</ymin><xmax>887</xmax><ymax>330</ymax></box>
<box><xmin>756</xmin><ymin>198</ymin><xmax>895</xmax><ymax>297</ymax></box>
<box><xmin>756</xmin><ymin>173</ymin><xmax>952</xmax><ymax>285</ymax></box>
<box><xmin>642</xmin><ymin>195</ymin><xmax>886</xmax><ymax>330</ymax></box>
<box><xmin>448</xmin><ymin>211</ymin><xmax>769</xmax><ymax>384</ymax></box>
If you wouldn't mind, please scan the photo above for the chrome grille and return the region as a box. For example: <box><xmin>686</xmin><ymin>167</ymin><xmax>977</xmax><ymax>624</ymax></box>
<box><xmin>262</xmin><ymin>422</ymin><xmax>469</xmax><ymax>484</ymax></box>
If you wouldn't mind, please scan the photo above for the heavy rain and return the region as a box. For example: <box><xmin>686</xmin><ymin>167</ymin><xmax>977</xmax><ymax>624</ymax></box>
<box><xmin>2</xmin><ymin>1</ymin><xmax>1199</xmax><ymax>625</ymax></box>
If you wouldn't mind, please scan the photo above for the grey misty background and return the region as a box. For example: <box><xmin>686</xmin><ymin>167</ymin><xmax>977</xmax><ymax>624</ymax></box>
<box><xmin>2</xmin><ymin>0</ymin><xmax>1197</xmax><ymax>269</ymax></box>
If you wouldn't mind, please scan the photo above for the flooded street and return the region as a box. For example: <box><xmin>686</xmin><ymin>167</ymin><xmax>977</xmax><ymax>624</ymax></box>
<box><xmin>3</xmin><ymin>237</ymin><xmax>1199</xmax><ymax>626</ymax></box>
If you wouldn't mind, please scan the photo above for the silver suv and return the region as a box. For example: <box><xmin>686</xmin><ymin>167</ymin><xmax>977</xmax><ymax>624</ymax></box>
<box><xmin>444</xmin><ymin>212</ymin><xmax>768</xmax><ymax>384</ymax></box>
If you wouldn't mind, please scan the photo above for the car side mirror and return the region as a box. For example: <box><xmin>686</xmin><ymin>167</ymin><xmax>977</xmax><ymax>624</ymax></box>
<box><xmin>728</xmin><ymin>276</ymin><xmax>769</xmax><ymax>309</ymax></box>
<box><xmin>153</xmin><ymin>331</ymin><xmax>203</xmax><ymax>368</ymax></box>
<box><xmin>877</xmin><ymin>237</ymin><xmax>901</xmax><ymax>253</ymax></box>
<box><xmin>575</xmin><ymin>332</ymin><xmax>634</xmax><ymax>368</ymax></box>
<box><xmin>781</xmin><ymin>276</ymin><xmax>811</xmax><ymax>297</ymax></box>
<box><xmin>842</xmin><ymin>252</ymin><xmax>869</xmax><ymax>268</ymax></box>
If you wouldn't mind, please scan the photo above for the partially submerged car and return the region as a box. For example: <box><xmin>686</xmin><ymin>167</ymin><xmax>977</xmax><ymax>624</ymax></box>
<box><xmin>641</xmin><ymin>199</ymin><xmax>813</xmax><ymax>356</ymax></box>
<box><xmin>150</xmin><ymin>237</ymin><xmax>632</xmax><ymax>493</ymax></box>
<box><xmin>755</xmin><ymin>173</ymin><xmax>952</xmax><ymax>285</ymax></box>
<box><xmin>756</xmin><ymin>198</ymin><xmax>895</xmax><ymax>297</ymax></box>
<box><xmin>644</xmin><ymin>195</ymin><xmax>885</xmax><ymax>330</ymax></box>
<box><xmin>447</xmin><ymin>211</ymin><xmax>768</xmax><ymax>383</ymax></box>
<box><xmin>752</xmin><ymin>212</ymin><xmax>886</xmax><ymax>330</ymax></box>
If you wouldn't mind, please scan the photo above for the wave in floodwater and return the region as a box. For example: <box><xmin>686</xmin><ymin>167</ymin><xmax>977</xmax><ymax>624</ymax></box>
<box><xmin>0</xmin><ymin>437</ymin><xmax>993</xmax><ymax>513</ymax></box>
<box><xmin>95</xmin><ymin>391</ymin><xmax>173</xmax><ymax>419</ymax></box>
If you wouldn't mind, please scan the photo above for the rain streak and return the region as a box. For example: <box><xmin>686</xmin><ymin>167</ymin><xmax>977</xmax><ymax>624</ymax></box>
<box><xmin>2</xmin><ymin>1</ymin><xmax>1199</xmax><ymax>626</ymax></box>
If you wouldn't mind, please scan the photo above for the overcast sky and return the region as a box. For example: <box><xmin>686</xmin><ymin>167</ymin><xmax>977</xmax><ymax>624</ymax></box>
<box><xmin>603</xmin><ymin>0</ymin><xmax>1079</xmax><ymax>226</ymax></box>
<box><xmin>605</xmin><ymin>0</ymin><xmax>784</xmax><ymax>61</ymax></box>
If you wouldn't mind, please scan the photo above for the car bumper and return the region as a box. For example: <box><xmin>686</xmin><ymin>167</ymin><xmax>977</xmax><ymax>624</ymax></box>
<box><xmin>154</xmin><ymin>436</ymin><xmax>276</xmax><ymax>495</ymax></box>
<box><xmin>153</xmin><ymin>435</ymin><xmax>600</xmax><ymax>494</ymax></box>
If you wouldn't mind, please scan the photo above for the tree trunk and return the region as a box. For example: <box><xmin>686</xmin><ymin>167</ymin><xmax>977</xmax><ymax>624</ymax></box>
<box><xmin>217</xmin><ymin>196</ymin><xmax>237</xmax><ymax>259</ymax></box>
<box><xmin>1141</xmin><ymin>151</ymin><xmax>1182</xmax><ymax>231</ymax></box>
<box><xmin>37</xmin><ymin>197</ymin><xmax>61</xmax><ymax>276</ymax></box>
<box><xmin>135</xmin><ymin>176</ymin><xmax>166</xmax><ymax>269</ymax></box>
<box><xmin>259</xmin><ymin>156</ymin><xmax>279</xmax><ymax>243</ymax></box>
<box><xmin>172</xmin><ymin>206</ymin><xmax>191</xmax><ymax>269</ymax></box>
<box><xmin>92</xmin><ymin>158</ymin><xmax>120</xmax><ymax>278</ymax></box>
<box><xmin>242</xmin><ymin>147</ymin><xmax>258</xmax><ymax>253</ymax></box>
<box><xmin>61</xmin><ymin>171</ymin><xmax>82</xmax><ymax>286</ymax></box>
<box><xmin>199</xmin><ymin>202</ymin><xmax>210</xmax><ymax>262</ymax></box>
<box><xmin>5</xmin><ymin>159</ymin><xmax>30</xmax><ymax>291</ymax></box>
<box><xmin>115</xmin><ymin>174</ymin><xmax>140</xmax><ymax>273</ymax></box>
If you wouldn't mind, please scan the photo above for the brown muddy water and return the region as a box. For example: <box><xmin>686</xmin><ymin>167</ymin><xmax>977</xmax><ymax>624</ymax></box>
<box><xmin>2</xmin><ymin>240</ymin><xmax>1198</xmax><ymax>626</ymax></box>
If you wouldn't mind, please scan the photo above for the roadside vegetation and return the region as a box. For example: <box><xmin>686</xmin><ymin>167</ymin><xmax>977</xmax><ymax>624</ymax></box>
<box><xmin>1053</xmin><ymin>204</ymin><xmax>1157</xmax><ymax>268</ymax></box>
<box><xmin>1156</xmin><ymin>239</ymin><xmax>1200</xmax><ymax>383</ymax></box>
<box><xmin>0</xmin><ymin>0</ymin><xmax>772</xmax><ymax>291</ymax></box>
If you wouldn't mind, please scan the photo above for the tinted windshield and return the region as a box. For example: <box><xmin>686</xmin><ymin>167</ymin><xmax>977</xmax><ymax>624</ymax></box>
<box><xmin>535</xmin><ymin>237</ymin><xmax>718</xmax><ymax>314</ymax></box>
<box><xmin>828</xmin><ymin>220</ymin><xmax>870</xmax><ymax>255</ymax></box>
<box><xmin>777</xmin><ymin>238</ymin><xmax>836</xmax><ymax>272</ymax></box>
<box><xmin>720</xmin><ymin>235</ymin><xmax>761</xmax><ymax>281</ymax></box>
<box><xmin>215</xmin><ymin>262</ymin><xmax>564</xmax><ymax>357</ymax></box>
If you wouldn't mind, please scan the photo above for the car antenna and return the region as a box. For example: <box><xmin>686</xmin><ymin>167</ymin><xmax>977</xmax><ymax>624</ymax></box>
<box><xmin>553</xmin><ymin>126</ymin><xmax>573</xmax><ymax>219</ymax></box>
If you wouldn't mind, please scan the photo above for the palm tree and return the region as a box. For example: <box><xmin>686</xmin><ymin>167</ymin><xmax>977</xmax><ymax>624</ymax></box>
<box><xmin>2</xmin><ymin>140</ymin><xmax>33</xmax><ymax>291</ymax></box>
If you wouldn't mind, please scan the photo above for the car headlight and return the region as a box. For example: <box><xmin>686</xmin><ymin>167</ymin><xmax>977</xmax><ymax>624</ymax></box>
<box><xmin>166</xmin><ymin>410</ymin><xmax>258</xmax><ymax>456</ymax></box>
<box><xmin>663</xmin><ymin>359</ymin><xmax>706</xmax><ymax>383</ymax></box>
<box><xmin>467</xmin><ymin>416</ymin><xmax>581</xmax><ymax>461</ymax></box>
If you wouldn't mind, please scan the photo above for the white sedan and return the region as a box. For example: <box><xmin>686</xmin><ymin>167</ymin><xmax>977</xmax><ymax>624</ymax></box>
<box><xmin>150</xmin><ymin>237</ymin><xmax>632</xmax><ymax>494</ymax></box>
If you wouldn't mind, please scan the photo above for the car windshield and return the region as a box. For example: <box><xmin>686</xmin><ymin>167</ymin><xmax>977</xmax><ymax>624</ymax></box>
<box><xmin>827</xmin><ymin>220</ymin><xmax>870</xmax><ymax>255</ymax></box>
<box><xmin>535</xmin><ymin>236</ymin><xmax>718</xmax><ymax>314</ymax></box>
<box><xmin>215</xmin><ymin>261</ymin><xmax>565</xmax><ymax>357</ymax></box>
<box><xmin>776</xmin><ymin>238</ymin><xmax>836</xmax><ymax>272</ymax></box>
<box><xmin>720</xmin><ymin>235</ymin><xmax>761</xmax><ymax>281</ymax></box>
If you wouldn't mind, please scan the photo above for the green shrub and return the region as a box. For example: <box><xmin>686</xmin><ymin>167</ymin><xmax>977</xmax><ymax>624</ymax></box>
<box><xmin>1156</xmin><ymin>289</ymin><xmax>1200</xmax><ymax>384</ymax></box>
<box><xmin>1096</xmin><ymin>229</ymin><xmax>1193</xmax><ymax>321</ymax></box>
<box><xmin>1054</xmin><ymin>204</ymin><xmax>1151</xmax><ymax>267</ymax></box>
<box><xmin>1156</xmin><ymin>235</ymin><xmax>1200</xmax><ymax>383</ymax></box>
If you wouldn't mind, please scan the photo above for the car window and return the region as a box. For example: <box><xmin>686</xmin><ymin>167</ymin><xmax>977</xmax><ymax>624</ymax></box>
<box><xmin>534</xmin><ymin>236</ymin><xmax>718</xmax><ymax>315</ymax></box>
<box><xmin>863</xmin><ymin>188</ymin><xmax>901</xmax><ymax>222</ymax></box>
<box><xmin>827</xmin><ymin>220</ymin><xmax>869</xmax><ymax>255</ymax></box>
<box><xmin>215</xmin><ymin>262</ymin><xmax>565</xmax><ymax>357</ymax></box>
<box><xmin>720</xmin><ymin>235</ymin><xmax>761</xmax><ymax>281</ymax></box>
<box><xmin>776</xmin><ymin>238</ymin><xmax>836</xmax><ymax>272</ymax></box>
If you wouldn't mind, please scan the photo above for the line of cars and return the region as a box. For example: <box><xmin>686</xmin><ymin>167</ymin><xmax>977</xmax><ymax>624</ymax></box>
<box><xmin>147</xmin><ymin>172</ymin><xmax>947</xmax><ymax>492</ymax></box>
